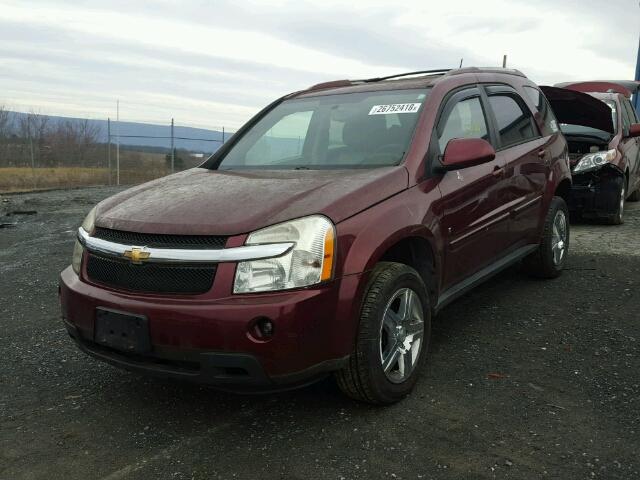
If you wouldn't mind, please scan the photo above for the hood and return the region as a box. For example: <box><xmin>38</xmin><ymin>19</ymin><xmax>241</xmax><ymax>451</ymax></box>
<box><xmin>540</xmin><ymin>86</ymin><xmax>615</xmax><ymax>134</ymax></box>
<box><xmin>95</xmin><ymin>167</ymin><xmax>408</xmax><ymax>235</ymax></box>
<box><xmin>554</xmin><ymin>80</ymin><xmax>640</xmax><ymax>99</ymax></box>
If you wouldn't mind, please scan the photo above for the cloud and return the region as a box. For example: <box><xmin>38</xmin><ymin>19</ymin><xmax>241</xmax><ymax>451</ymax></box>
<box><xmin>0</xmin><ymin>0</ymin><xmax>637</xmax><ymax>129</ymax></box>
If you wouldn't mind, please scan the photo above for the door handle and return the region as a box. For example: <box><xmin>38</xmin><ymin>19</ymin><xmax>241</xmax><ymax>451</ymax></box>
<box><xmin>492</xmin><ymin>165</ymin><xmax>504</xmax><ymax>177</ymax></box>
<box><xmin>537</xmin><ymin>149</ymin><xmax>547</xmax><ymax>158</ymax></box>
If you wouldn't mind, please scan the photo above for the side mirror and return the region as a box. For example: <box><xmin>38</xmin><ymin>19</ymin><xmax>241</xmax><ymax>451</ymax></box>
<box><xmin>628</xmin><ymin>124</ymin><xmax>640</xmax><ymax>138</ymax></box>
<box><xmin>441</xmin><ymin>138</ymin><xmax>496</xmax><ymax>170</ymax></box>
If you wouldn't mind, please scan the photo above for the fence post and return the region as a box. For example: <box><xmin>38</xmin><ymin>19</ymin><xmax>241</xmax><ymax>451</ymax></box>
<box><xmin>170</xmin><ymin>118</ymin><xmax>175</xmax><ymax>174</ymax></box>
<box><xmin>116</xmin><ymin>100</ymin><xmax>120</xmax><ymax>186</ymax></box>
<box><xmin>29</xmin><ymin>132</ymin><xmax>35</xmax><ymax>189</ymax></box>
<box><xmin>107</xmin><ymin>118</ymin><xmax>111</xmax><ymax>185</ymax></box>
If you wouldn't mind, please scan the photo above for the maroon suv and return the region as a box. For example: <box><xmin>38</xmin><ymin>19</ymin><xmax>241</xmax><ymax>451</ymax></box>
<box><xmin>60</xmin><ymin>67</ymin><xmax>573</xmax><ymax>404</ymax></box>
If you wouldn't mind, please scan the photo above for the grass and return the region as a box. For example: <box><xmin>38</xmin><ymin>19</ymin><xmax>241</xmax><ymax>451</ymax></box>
<box><xmin>0</xmin><ymin>166</ymin><xmax>170</xmax><ymax>193</ymax></box>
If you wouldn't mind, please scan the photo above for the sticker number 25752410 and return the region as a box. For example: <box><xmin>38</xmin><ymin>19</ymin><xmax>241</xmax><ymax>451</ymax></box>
<box><xmin>368</xmin><ymin>103</ymin><xmax>422</xmax><ymax>115</ymax></box>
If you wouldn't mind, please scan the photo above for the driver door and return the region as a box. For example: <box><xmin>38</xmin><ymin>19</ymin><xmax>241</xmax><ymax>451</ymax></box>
<box><xmin>434</xmin><ymin>87</ymin><xmax>511</xmax><ymax>291</ymax></box>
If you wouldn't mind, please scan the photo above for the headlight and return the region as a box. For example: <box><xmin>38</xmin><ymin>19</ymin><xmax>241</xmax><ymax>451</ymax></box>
<box><xmin>72</xmin><ymin>206</ymin><xmax>96</xmax><ymax>274</ymax></box>
<box><xmin>71</xmin><ymin>240</ymin><xmax>84</xmax><ymax>275</ymax></box>
<box><xmin>81</xmin><ymin>206</ymin><xmax>97</xmax><ymax>234</ymax></box>
<box><xmin>573</xmin><ymin>149</ymin><xmax>616</xmax><ymax>174</ymax></box>
<box><xmin>233</xmin><ymin>215</ymin><xmax>336</xmax><ymax>293</ymax></box>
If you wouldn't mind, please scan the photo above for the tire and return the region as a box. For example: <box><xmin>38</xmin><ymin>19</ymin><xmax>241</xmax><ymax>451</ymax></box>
<box><xmin>335</xmin><ymin>262</ymin><xmax>431</xmax><ymax>405</ymax></box>
<box><xmin>605</xmin><ymin>177</ymin><xmax>626</xmax><ymax>225</ymax></box>
<box><xmin>627</xmin><ymin>185</ymin><xmax>639</xmax><ymax>202</ymax></box>
<box><xmin>523</xmin><ymin>196</ymin><xmax>570</xmax><ymax>279</ymax></box>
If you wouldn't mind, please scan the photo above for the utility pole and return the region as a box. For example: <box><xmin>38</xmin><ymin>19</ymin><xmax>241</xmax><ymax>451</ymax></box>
<box><xmin>170</xmin><ymin>118</ymin><xmax>175</xmax><ymax>173</ymax></box>
<box><xmin>107</xmin><ymin>118</ymin><xmax>111</xmax><ymax>185</ymax></box>
<box><xmin>116</xmin><ymin>100</ymin><xmax>120</xmax><ymax>186</ymax></box>
<box><xmin>502</xmin><ymin>55</ymin><xmax>507</xmax><ymax>68</ymax></box>
<box><xmin>222</xmin><ymin>126</ymin><xmax>225</xmax><ymax>144</ymax></box>
<box><xmin>634</xmin><ymin>34</ymin><xmax>640</xmax><ymax>115</ymax></box>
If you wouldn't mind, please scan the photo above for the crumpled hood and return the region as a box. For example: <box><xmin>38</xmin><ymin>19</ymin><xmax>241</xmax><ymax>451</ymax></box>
<box><xmin>95</xmin><ymin>167</ymin><xmax>408</xmax><ymax>235</ymax></box>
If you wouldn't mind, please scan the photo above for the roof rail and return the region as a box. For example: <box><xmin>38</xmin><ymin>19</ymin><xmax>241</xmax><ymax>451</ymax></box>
<box><xmin>359</xmin><ymin>69</ymin><xmax>452</xmax><ymax>83</ymax></box>
<box><xmin>307</xmin><ymin>79</ymin><xmax>354</xmax><ymax>91</ymax></box>
<box><xmin>446</xmin><ymin>67</ymin><xmax>525</xmax><ymax>77</ymax></box>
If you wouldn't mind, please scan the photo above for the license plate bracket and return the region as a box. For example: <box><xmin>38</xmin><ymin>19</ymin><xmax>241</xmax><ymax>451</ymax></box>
<box><xmin>94</xmin><ymin>308</ymin><xmax>151</xmax><ymax>354</ymax></box>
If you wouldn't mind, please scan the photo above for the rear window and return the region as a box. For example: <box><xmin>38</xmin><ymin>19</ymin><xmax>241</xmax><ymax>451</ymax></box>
<box><xmin>215</xmin><ymin>89</ymin><xmax>429</xmax><ymax>170</ymax></box>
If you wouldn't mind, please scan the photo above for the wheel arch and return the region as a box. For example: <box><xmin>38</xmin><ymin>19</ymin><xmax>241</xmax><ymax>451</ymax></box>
<box><xmin>360</xmin><ymin>227</ymin><xmax>440</xmax><ymax>305</ymax></box>
<box><xmin>554</xmin><ymin>178</ymin><xmax>572</xmax><ymax>204</ymax></box>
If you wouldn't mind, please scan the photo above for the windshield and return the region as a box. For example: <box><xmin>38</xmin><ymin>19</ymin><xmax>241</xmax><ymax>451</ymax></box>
<box><xmin>560</xmin><ymin>99</ymin><xmax>617</xmax><ymax>140</ymax></box>
<box><xmin>215</xmin><ymin>89</ymin><xmax>429</xmax><ymax>170</ymax></box>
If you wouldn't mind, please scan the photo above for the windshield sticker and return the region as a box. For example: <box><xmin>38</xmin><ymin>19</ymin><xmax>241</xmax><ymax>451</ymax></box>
<box><xmin>368</xmin><ymin>103</ymin><xmax>421</xmax><ymax>115</ymax></box>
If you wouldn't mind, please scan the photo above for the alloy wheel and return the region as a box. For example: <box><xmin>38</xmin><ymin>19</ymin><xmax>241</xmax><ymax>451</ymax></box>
<box><xmin>551</xmin><ymin>210</ymin><xmax>568</xmax><ymax>266</ymax></box>
<box><xmin>379</xmin><ymin>288</ymin><xmax>424</xmax><ymax>384</ymax></box>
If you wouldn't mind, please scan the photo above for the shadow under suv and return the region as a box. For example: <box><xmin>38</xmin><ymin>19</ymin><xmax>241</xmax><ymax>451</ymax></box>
<box><xmin>60</xmin><ymin>67</ymin><xmax>574</xmax><ymax>404</ymax></box>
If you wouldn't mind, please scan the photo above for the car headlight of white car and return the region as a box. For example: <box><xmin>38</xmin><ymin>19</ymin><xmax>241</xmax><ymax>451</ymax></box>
<box><xmin>72</xmin><ymin>206</ymin><xmax>96</xmax><ymax>274</ymax></box>
<box><xmin>233</xmin><ymin>215</ymin><xmax>336</xmax><ymax>293</ymax></box>
<box><xmin>573</xmin><ymin>149</ymin><xmax>616</xmax><ymax>174</ymax></box>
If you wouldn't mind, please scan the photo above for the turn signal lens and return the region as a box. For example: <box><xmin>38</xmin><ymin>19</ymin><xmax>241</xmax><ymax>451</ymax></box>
<box><xmin>321</xmin><ymin>227</ymin><xmax>335</xmax><ymax>282</ymax></box>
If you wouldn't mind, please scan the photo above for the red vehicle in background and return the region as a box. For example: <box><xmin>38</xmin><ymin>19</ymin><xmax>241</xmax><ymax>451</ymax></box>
<box><xmin>542</xmin><ymin>81</ymin><xmax>640</xmax><ymax>224</ymax></box>
<box><xmin>60</xmin><ymin>67</ymin><xmax>576</xmax><ymax>404</ymax></box>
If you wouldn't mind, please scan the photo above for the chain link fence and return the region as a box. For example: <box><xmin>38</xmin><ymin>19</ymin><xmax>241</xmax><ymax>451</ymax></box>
<box><xmin>0</xmin><ymin>107</ymin><xmax>229</xmax><ymax>193</ymax></box>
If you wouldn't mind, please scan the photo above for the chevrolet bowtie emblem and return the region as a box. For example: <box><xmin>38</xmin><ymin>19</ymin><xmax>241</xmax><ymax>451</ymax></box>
<box><xmin>123</xmin><ymin>247</ymin><xmax>151</xmax><ymax>264</ymax></box>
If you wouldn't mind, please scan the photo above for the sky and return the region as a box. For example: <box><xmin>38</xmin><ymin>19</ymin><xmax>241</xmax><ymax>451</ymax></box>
<box><xmin>1</xmin><ymin>0</ymin><xmax>638</xmax><ymax>130</ymax></box>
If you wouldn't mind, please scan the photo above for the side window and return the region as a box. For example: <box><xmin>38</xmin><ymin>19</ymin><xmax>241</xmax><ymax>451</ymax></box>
<box><xmin>438</xmin><ymin>96</ymin><xmax>489</xmax><ymax>152</ymax></box>
<box><xmin>621</xmin><ymin>100</ymin><xmax>632</xmax><ymax>132</ymax></box>
<box><xmin>488</xmin><ymin>94</ymin><xmax>537</xmax><ymax>148</ymax></box>
<box><xmin>523</xmin><ymin>86</ymin><xmax>559</xmax><ymax>134</ymax></box>
<box><xmin>246</xmin><ymin>110</ymin><xmax>313</xmax><ymax>164</ymax></box>
<box><xmin>623</xmin><ymin>99</ymin><xmax>639</xmax><ymax>124</ymax></box>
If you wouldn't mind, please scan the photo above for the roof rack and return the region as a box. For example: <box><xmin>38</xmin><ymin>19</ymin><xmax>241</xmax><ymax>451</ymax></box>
<box><xmin>306</xmin><ymin>67</ymin><xmax>526</xmax><ymax>93</ymax></box>
<box><xmin>359</xmin><ymin>69</ymin><xmax>452</xmax><ymax>83</ymax></box>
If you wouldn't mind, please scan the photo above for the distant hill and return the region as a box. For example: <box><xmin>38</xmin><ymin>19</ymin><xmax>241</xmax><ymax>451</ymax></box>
<box><xmin>7</xmin><ymin>111</ymin><xmax>233</xmax><ymax>155</ymax></box>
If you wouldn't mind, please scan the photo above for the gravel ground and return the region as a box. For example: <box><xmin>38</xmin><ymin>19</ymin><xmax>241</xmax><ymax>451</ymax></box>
<box><xmin>1</xmin><ymin>186</ymin><xmax>639</xmax><ymax>480</ymax></box>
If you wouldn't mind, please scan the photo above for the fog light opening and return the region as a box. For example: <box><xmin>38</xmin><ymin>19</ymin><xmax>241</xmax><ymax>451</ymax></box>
<box><xmin>249</xmin><ymin>317</ymin><xmax>275</xmax><ymax>341</ymax></box>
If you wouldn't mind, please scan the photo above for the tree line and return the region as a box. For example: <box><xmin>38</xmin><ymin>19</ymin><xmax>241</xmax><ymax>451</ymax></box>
<box><xmin>0</xmin><ymin>106</ymin><xmax>103</xmax><ymax>169</ymax></box>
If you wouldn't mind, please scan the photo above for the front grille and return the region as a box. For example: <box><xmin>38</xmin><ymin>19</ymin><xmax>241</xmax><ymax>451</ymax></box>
<box><xmin>86</xmin><ymin>253</ymin><xmax>216</xmax><ymax>294</ymax></box>
<box><xmin>93</xmin><ymin>227</ymin><xmax>227</xmax><ymax>250</ymax></box>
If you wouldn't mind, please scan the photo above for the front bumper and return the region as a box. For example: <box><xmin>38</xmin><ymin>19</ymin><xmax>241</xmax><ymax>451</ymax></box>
<box><xmin>569</xmin><ymin>166</ymin><xmax>624</xmax><ymax>218</ymax></box>
<box><xmin>59</xmin><ymin>266</ymin><xmax>364</xmax><ymax>390</ymax></box>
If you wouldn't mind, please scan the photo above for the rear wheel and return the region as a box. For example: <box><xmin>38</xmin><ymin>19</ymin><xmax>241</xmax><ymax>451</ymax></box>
<box><xmin>523</xmin><ymin>196</ymin><xmax>569</xmax><ymax>278</ymax></box>
<box><xmin>335</xmin><ymin>262</ymin><xmax>431</xmax><ymax>405</ymax></box>
<box><xmin>627</xmin><ymin>185</ymin><xmax>640</xmax><ymax>202</ymax></box>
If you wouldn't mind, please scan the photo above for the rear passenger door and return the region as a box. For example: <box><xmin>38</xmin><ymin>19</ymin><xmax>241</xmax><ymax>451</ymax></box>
<box><xmin>434</xmin><ymin>87</ymin><xmax>512</xmax><ymax>290</ymax></box>
<box><xmin>483</xmin><ymin>85</ymin><xmax>548</xmax><ymax>247</ymax></box>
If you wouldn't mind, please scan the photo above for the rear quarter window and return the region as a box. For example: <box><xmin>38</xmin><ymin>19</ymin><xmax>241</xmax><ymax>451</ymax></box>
<box><xmin>523</xmin><ymin>86</ymin><xmax>559</xmax><ymax>136</ymax></box>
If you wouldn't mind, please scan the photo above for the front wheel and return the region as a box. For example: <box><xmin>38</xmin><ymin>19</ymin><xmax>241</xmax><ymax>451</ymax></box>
<box><xmin>523</xmin><ymin>196</ymin><xmax>569</xmax><ymax>278</ymax></box>
<box><xmin>335</xmin><ymin>262</ymin><xmax>431</xmax><ymax>405</ymax></box>
<box><xmin>605</xmin><ymin>177</ymin><xmax>626</xmax><ymax>225</ymax></box>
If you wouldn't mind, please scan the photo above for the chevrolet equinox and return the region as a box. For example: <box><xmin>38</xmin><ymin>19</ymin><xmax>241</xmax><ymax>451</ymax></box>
<box><xmin>60</xmin><ymin>67</ymin><xmax>574</xmax><ymax>404</ymax></box>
